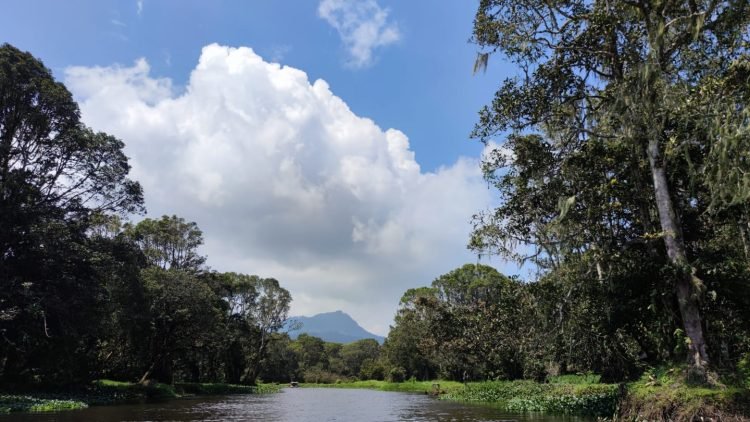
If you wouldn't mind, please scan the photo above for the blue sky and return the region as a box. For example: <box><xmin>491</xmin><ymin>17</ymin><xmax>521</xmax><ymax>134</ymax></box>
<box><xmin>2</xmin><ymin>1</ymin><xmax>517</xmax><ymax>334</ymax></box>
<box><xmin>2</xmin><ymin>0</ymin><xmax>510</xmax><ymax>171</ymax></box>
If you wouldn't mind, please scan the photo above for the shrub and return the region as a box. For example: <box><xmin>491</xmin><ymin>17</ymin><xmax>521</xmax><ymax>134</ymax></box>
<box><xmin>388</xmin><ymin>367</ymin><xmax>406</xmax><ymax>382</ymax></box>
<box><xmin>738</xmin><ymin>353</ymin><xmax>750</xmax><ymax>388</ymax></box>
<box><xmin>359</xmin><ymin>359</ymin><xmax>386</xmax><ymax>381</ymax></box>
<box><xmin>302</xmin><ymin>368</ymin><xmax>340</xmax><ymax>384</ymax></box>
<box><xmin>443</xmin><ymin>380</ymin><xmax>619</xmax><ymax>417</ymax></box>
<box><xmin>175</xmin><ymin>382</ymin><xmax>258</xmax><ymax>395</ymax></box>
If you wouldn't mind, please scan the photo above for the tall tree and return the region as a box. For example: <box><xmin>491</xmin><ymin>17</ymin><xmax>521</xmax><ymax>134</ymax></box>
<box><xmin>341</xmin><ymin>339</ymin><xmax>380</xmax><ymax>378</ymax></box>
<box><xmin>471</xmin><ymin>0</ymin><xmax>749</xmax><ymax>380</ymax></box>
<box><xmin>0</xmin><ymin>44</ymin><xmax>143</xmax><ymax>218</ymax></box>
<box><xmin>0</xmin><ymin>43</ymin><xmax>143</xmax><ymax>383</ymax></box>
<box><xmin>218</xmin><ymin>273</ymin><xmax>291</xmax><ymax>384</ymax></box>
<box><xmin>124</xmin><ymin>215</ymin><xmax>205</xmax><ymax>271</ymax></box>
<box><xmin>383</xmin><ymin>287</ymin><xmax>438</xmax><ymax>381</ymax></box>
<box><xmin>138</xmin><ymin>268</ymin><xmax>223</xmax><ymax>384</ymax></box>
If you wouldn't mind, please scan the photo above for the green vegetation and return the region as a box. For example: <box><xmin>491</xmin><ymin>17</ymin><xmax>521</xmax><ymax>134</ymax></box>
<box><xmin>0</xmin><ymin>381</ymin><xmax>173</xmax><ymax>415</ymax></box>
<box><xmin>253</xmin><ymin>384</ymin><xmax>284</xmax><ymax>394</ymax></box>
<box><xmin>89</xmin><ymin>379</ymin><xmax>281</xmax><ymax>400</ymax></box>
<box><xmin>176</xmin><ymin>382</ymin><xmax>281</xmax><ymax>395</ymax></box>
<box><xmin>2</xmin><ymin>0</ymin><xmax>750</xmax><ymax>420</ymax></box>
<box><xmin>301</xmin><ymin>372</ymin><xmax>748</xmax><ymax>420</ymax></box>
<box><xmin>300</xmin><ymin>379</ymin><xmax>464</xmax><ymax>394</ymax></box>
<box><xmin>0</xmin><ymin>45</ymin><xmax>293</xmax><ymax>389</ymax></box>
<box><xmin>90</xmin><ymin>379</ymin><xmax>178</xmax><ymax>402</ymax></box>
<box><xmin>444</xmin><ymin>375</ymin><xmax>749</xmax><ymax>419</ymax></box>
<box><xmin>468</xmin><ymin>0</ymin><xmax>750</xmax><ymax>385</ymax></box>
<box><xmin>0</xmin><ymin>380</ymin><xmax>281</xmax><ymax>415</ymax></box>
<box><xmin>548</xmin><ymin>374</ymin><xmax>601</xmax><ymax>385</ymax></box>
<box><xmin>264</xmin><ymin>336</ymin><xmax>386</xmax><ymax>384</ymax></box>
<box><xmin>740</xmin><ymin>354</ymin><xmax>750</xmax><ymax>388</ymax></box>
<box><xmin>445</xmin><ymin>381</ymin><xmax>619</xmax><ymax>417</ymax></box>
<box><xmin>621</xmin><ymin>368</ymin><xmax>750</xmax><ymax>420</ymax></box>
<box><xmin>0</xmin><ymin>396</ymin><xmax>87</xmax><ymax>413</ymax></box>
<box><xmin>371</xmin><ymin>6</ymin><xmax>750</xmax><ymax>420</ymax></box>
<box><xmin>303</xmin><ymin>377</ymin><xmax>619</xmax><ymax>417</ymax></box>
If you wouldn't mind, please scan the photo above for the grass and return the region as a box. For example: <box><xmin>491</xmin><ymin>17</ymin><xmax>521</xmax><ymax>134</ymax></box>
<box><xmin>300</xmin><ymin>379</ymin><xmax>465</xmax><ymax>394</ymax></box>
<box><xmin>175</xmin><ymin>382</ymin><xmax>281</xmax><ymax>395</ymax></box>
<box><xmin>254</xmin><ymin>383</ymin><xmax>284</xmax><ymax>394</ymax></box>
<box><xmin>89</xmin><ymin>379</ymin><xmax>178</xmax><ymax>403</ymax></box>
<box><xmin>620</xmin><ymin>366</ymin><xmax>750</xmax><ymax>421</ymax></box>
<box><xmin>90</xmin><ymin>379</ymin><xmax>282</xmax><ymax>401</ymax></box>
<box><xmin>93</xmin><ymin>379</ymin><xmax>132</xmax><ymax>387</ymax></box>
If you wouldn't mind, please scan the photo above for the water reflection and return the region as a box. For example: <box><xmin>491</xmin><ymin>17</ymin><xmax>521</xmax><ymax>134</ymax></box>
<box><xmin>1</xmin><ymin>388</ymin><xmax>591</xmax><ymax>422</ymax></box>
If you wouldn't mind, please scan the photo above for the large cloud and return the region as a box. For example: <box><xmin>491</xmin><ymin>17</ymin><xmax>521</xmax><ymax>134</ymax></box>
<box><xmin>65</xmin><ymin>44</ymin><xmax>493</xmax><ymax>335</ymax></box>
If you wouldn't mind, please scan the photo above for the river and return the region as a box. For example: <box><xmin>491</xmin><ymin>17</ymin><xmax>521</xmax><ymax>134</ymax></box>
<box><xmin>1</xmin><ymin>388</ymin><xmax>590</xmax><ymax>421</ymax></box>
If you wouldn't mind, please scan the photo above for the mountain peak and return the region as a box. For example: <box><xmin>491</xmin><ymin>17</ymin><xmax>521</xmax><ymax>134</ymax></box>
<box><xmin>285</xmin><ymin>311</ymin><xmax>385</xmax><ymax>344</ymax></box>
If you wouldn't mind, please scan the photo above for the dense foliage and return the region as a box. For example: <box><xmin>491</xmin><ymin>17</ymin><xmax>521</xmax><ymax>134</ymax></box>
<box><xmin>0</xmin><ymin>44</ymin><xmax>293</xmax><ymax>386</ymax></box>
<box><xmin>2</xmin><ymin>0</ymin><xmax>749</xmax><ymax>404</ymax></box>
<box><xmin>1</xmin><ymin>42</ymin><xmax>143</xmax><ymax>384</ymax></box>
<box><xmin>385</xmin><ymin>261</ymin><xmax>749</xmax><ymax>385</ymax></box>
<box><xmin>459</xmin><ymin>0</ymin><xmax>750</xmax><ymax>383</ymax></box>
<box><xmin>256</xmin><ymin>334</ymin><xmax>386</xmax><ymax>384</ymax></box>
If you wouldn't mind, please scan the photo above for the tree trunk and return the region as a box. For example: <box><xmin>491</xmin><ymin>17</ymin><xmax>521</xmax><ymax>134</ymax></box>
<box><xmin>739</xmin><ymin>219</ymin><xmax>750</xmax><ymax>263</ymax></box>
<box><xmin>139</xmin><ymin>361</ymin><xmax>156</xmax><ymax>385</ymax></box>
<box><xmin>225</xmin><ymin>342</ymin><xmax>245</xmax><ymax>384</ymax></box>
<box><xmin>647</xmin><ymin>138</ymin><xmax>710</xmax><ymax>381</ymax></box>
<box><xmin>245</xmin><ymin>332</ymin><xmax>269</xmax><ymax>385</ymax></box>
<box><xmin>139</xmin><ymin>354</ymin><xmax>173</xmax><ymax>384</ymax></box>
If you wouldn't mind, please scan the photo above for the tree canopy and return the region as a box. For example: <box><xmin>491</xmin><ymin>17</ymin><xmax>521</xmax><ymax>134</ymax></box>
<box><xmin>0</xmin><ymin>44</ymin><xmax>295</xmax><ymax>386</ymax></box>
<box><xmin>470</xmin><ymin>0</ymin><xmax>750</xmax><ymax>381</ymax></box>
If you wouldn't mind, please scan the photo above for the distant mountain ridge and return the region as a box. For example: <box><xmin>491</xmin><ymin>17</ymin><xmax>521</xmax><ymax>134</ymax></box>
<box><xmin>285</xmin><ymin>310</ymin><xmax>385</xmax><ymax>344</ymax></box>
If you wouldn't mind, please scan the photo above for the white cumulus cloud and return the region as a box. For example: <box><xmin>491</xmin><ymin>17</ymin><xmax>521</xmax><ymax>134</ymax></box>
<box><xmin>318</xmin><ymin>0</ymin><xmax>400</xmax><ymax>68</ymax></box>
<box><xmin>65</xmin><ymin>44</ymin><xmax>493</xmax><ymax>335</ymax></box>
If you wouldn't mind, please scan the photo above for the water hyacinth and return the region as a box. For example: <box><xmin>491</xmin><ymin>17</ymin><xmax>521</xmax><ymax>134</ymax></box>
<box><xmin>0</xmin><ymin>395</ymin><xmax>88</xmax><ymax>413</ymax></box>
<box><xmin>443</xmin><ymin>381</ymin><xmax>619</xmax><ymax>417</ymax></box>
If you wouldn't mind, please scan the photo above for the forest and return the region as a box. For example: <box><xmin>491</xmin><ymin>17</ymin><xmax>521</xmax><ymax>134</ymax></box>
<box><xmin>1</xmin><ymin>0</ymin><xmax>750</xmax><ymax>418</ymax></box>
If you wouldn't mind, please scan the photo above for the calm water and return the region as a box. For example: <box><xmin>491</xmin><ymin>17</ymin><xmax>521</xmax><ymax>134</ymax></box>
<box><xmin>1</xmin><ymin>388</ymin><xmax>590</xmax><ymax>422</ymax></box>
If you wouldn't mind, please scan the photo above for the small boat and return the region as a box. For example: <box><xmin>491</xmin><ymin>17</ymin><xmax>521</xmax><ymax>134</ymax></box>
<box><xmin>289</xmin><ymin>381</ymin><xmax>299</xmax><ymax>387</ymax></box>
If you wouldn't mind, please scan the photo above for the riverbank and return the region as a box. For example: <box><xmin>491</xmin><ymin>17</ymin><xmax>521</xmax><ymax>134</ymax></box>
<box><xmin>302</xmin><ymin>378</ymin><xmax>618</xmax><ymax>417</ymax></box>
<box><xmin>299</xmin><ymin>379</ymin><xmax>465</xmax><ymax>394</ymax></box>
<box><xmin>618</xmin><ymin>367</ymin><xmax>750</xmax><ymax>421</ymax></box>
<box><xmin>450</xmin><ymin>380</ymin><xmax>749</xmax><ymax>420</ymax></box>
<box><xmin>0</xmin><ymin>380</ymin><xmax>281</xmax><ymax>414</ymax></box>
<box><xmin>303</xmin><ymin>371</ymin><xmax>750</xmax><ymax>420</ymax></box>
<box><xmin>444</xmin><ymin>380</ymin><xmax>619</xmax><ymax>417</ymax></box>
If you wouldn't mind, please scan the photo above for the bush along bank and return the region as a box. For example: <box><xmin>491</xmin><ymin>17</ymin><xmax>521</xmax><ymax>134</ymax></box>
<box><xmin>301</xmin><ymin>376</ymin><xmax>619</xmax><ymax>417</ymax></box>
<box><xmin>443</xmin><ymin>380</ymin><xmax>620</xmax><ymax>418</ymax></box>
<box><xmin>441</xmin><ymin>369</ymin><xmax>750</xmax><ymax>421</ymax></box>
<box><xmin>0</xmin><ymin>380</ymin><xmax>281</xmax><ymax>414</ymax></box>
<box><xmin>175</xmin><ymin>382</ymin><xmax>281</xmax><ymax>395</ymax></box>
<box><xmin>0</xmin><ymin>380</ymin><xmax>177</xmax><ymax>414</ymax></box>
<box><xmin>617</xmin><ymin>368</ymin><xmax>750</xmax><ymax>421</ymax></box>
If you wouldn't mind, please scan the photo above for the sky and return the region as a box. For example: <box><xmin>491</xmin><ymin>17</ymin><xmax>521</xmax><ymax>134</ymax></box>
<box><xmin>1</xmin><ymin>0</ymin><xmax>519</xmax><ymax>336</ymax></box>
